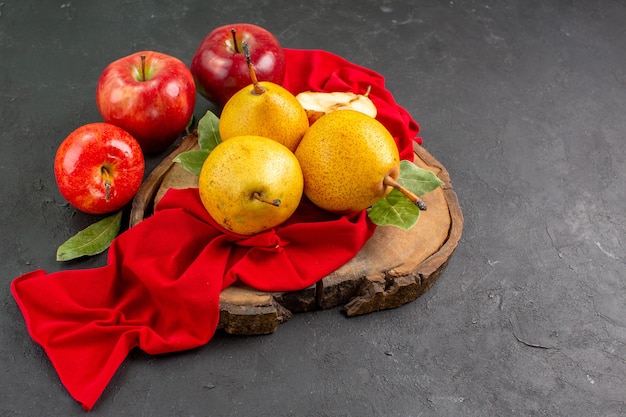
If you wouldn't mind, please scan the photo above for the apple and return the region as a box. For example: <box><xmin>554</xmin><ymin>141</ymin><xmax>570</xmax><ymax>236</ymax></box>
<box><xmin>54</xmin><ymin>123</ymin><xmax>145</xmax><ymax>215</ymax></box>
<box><xmin>96</xmin><ymin>51</ymin><xmax>196</xmax><ymax>153</ymax></box>
<box><xmin>190</xmin><ymin>23</ymin><xmax>286</xmax><ymax>107</ymax></box>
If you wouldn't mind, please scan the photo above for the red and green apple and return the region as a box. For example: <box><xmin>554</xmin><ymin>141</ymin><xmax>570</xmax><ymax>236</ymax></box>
<box><xmin>96</xmin><ymin>51</ymin><xmax>196</xmax><ymax>153</ymax></box>
<box><xmin>190</xmin><ymin>23</ymin><xmax>285</xmax><ymax>107</ymax></box>
<box><xmin>54</xmin><ymin>122</ymin><xmax>145</xmax><ymax>215</ymax></box>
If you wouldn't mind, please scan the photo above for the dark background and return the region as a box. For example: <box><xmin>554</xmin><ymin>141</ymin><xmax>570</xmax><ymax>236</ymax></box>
<box><xmin>2</xmin><ymin>1</ymin><xmax>625</xmax><ymax>416</ymax></box>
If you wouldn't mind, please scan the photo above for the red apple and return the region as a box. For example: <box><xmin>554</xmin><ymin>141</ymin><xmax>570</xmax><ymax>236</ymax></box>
<box><xmin>54</xmin><ymin>123</ymin><xmax>145</xmax><ymax>215</ymax></box>
<box><xmin>190</xmin><ymin>23</ymin><xmax>286</xmax><ymax>107</ymax></box>
<box><xmin>96</xmin><ymin>51</ymin><xmax>196</xmax><ymax>153</ymax></box>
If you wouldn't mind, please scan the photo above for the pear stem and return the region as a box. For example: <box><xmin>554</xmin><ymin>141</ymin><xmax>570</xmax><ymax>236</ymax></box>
<box><xmin>383</xmin><ymin>175</ymin><xmax>427</xmax><ymax>210</ymax></box>
<box><xmin>242</xmin><ymin>41</ymin><xmax>266</xmax><ymax>95</ymax></box>
<box><xmin>253</xmin><ymin>192</ymin><xmax>281</xmax><ymax>207</ymax></box>
<box><xmin>230</xmin><ymin>28</ymin><xmax>240</xmax><ymax>53</ymax></box>
<box><xmin>101</xmin><ymin>166</ymin><xmax>112</xmax><ymax>202</ymax></box>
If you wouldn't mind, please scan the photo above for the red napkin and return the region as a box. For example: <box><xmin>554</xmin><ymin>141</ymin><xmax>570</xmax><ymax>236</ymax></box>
<box><xmin>10</xmin><ymin>48</ymin><xmax>421</xmax><ymax>411</ymax></box>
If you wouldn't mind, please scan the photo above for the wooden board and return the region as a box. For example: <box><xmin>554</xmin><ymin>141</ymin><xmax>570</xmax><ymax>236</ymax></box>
<box><xmin>130</xmin><ymin>132</ymin><xmax>463</xmax><ymax>335</ymax></box>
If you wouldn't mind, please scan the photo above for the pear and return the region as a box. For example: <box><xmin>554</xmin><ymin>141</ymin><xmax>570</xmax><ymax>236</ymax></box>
<box><xmin>198</xmin><ymin>135</ymin><xmax>304</xmax><ymax>235</ymax></box>
<box><xmin>294</xmin><ymin>109</ymin><xmax>401</xmax><ymax>214</ymax></box>
<box><xmin>218</xmin><ymin>42</ymin><xmax>309</xmax><ymax>152</ymax></box>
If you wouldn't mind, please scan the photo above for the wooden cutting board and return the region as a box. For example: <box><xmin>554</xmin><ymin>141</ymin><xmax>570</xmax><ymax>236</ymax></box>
<box><xmin>130</xmin><ymin>132</ymin><xmax>463</xmax><ymax>335</ymax></box>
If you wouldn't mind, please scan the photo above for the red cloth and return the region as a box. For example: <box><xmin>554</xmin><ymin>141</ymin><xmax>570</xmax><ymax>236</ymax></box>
<box><xmin>10</xmin><ymin>48</ymin><xmax>421</xmax><ymax>411</ymax></box>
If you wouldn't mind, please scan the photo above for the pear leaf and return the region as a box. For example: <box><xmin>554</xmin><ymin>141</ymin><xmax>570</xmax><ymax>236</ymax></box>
<box><xmin>398</xmin><ymin>160</ymin><xmax>444</xmax><ymax>196</ymax></box>
<box><xmin>56</xmin><ymin>210</ymin><xmax>123</xmax><ymax>261</ymax></box>
<box><xmin>367</xmin><ymin>160</ymin><xmax>444</xmax><ymax>229</ymax></box>
<box><xmin>174</xmin><ymin>110</ymin><xmax>221</xmax><ymax>175</ymax></box>
<box><xmin>173</xmin><ymin>150</ymin><xmax>210</xmax><ymax>176</ymax></box>
<box><xmin>367</xmin><ymin>189</ymin><xmax>421</xmax><ymax>230</ymax></box>
<box><xmin>197</xmin><ymin>110</ymin><xmax>221</xmax><ymax>152</ymax></box>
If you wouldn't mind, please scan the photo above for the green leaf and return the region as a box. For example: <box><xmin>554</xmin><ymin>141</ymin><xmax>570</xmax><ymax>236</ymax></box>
<box><xmin>367</xmin><ymin>160</ymin><xmax>444</xmax><ymax>229</ymax></box>
<box><xmin>398</xmin><ymin>159</ymin><xmax>444</xmax><ymax>196</ymax></box>
<box><xmin>174</xmin><ymin>110</ymin><xmax>221</xmax><ymax>175</ymax></box>
<box><xmin>367</xmin><ymin>189</ymin><xmax>421</xmax><ymax>230</ymax></box>
<box><xmin>197</xmin><ymin>110</ymin><xmax>221</xmax><ymax>151</ymax></box>
<box><xmin>173</xmin><ymin>149</ymin><xmax>210</xmax><ymax>176</ymax></box>
<box><xmin>56</xmin><ymin>211</ymin><xmax>123</xmax><ymax>261</ymax></box>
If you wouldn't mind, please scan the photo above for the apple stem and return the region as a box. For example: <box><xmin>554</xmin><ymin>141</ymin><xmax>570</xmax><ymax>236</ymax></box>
<box><xmin>230</xmin><ymin>28</ymin><xmax>241</xmax><ymax>53</ymax></box>
<box><xmin>383</xmin><ymin>175</ymin><xmax>427</xmax><ymax>210</ymax></box>
<box><xmin>101</xmin><ymin>166</ymin><xmax>112</xmax><ymax>202</ymax></box>
<box><xmin>242</xmin><ymin>41</ymin><xmax>266</xmax><ymax>95</ymax></box>
<box><xmin>140</xmin><ymin>55</ymin><xmax>146</xmax><ymax>81</ymax></box>
<box><xmin>253</xmin><ymin>192</ymin><xmax>281</xmax><ymax>207</ymax></box>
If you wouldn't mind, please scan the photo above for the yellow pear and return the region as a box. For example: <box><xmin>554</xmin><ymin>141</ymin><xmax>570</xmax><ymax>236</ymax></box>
<box><xmin>218</xmin><ymin>42</ymin><xmax>309</xmax><ymax>152</ymax></box>
<box><xmin>198</xmin><ymin>135</ymin><xmax>303</xmax><ymax>235</ymax></box>
<box><xmin>294</xmin><ymin>110</ymin><xmax>400</xmax><ymax>214</ymax></box>
<box><xmin>219</xmin><ymin>81</ymin><xmax>309</xmax><ymax>151</ymax></box>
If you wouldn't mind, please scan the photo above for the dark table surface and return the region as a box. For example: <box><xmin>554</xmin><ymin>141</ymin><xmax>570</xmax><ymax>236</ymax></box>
<box><xmin>2</xmin><ymin>1</ymin><xmax>625</xmax><ymax>416</ymax></box>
